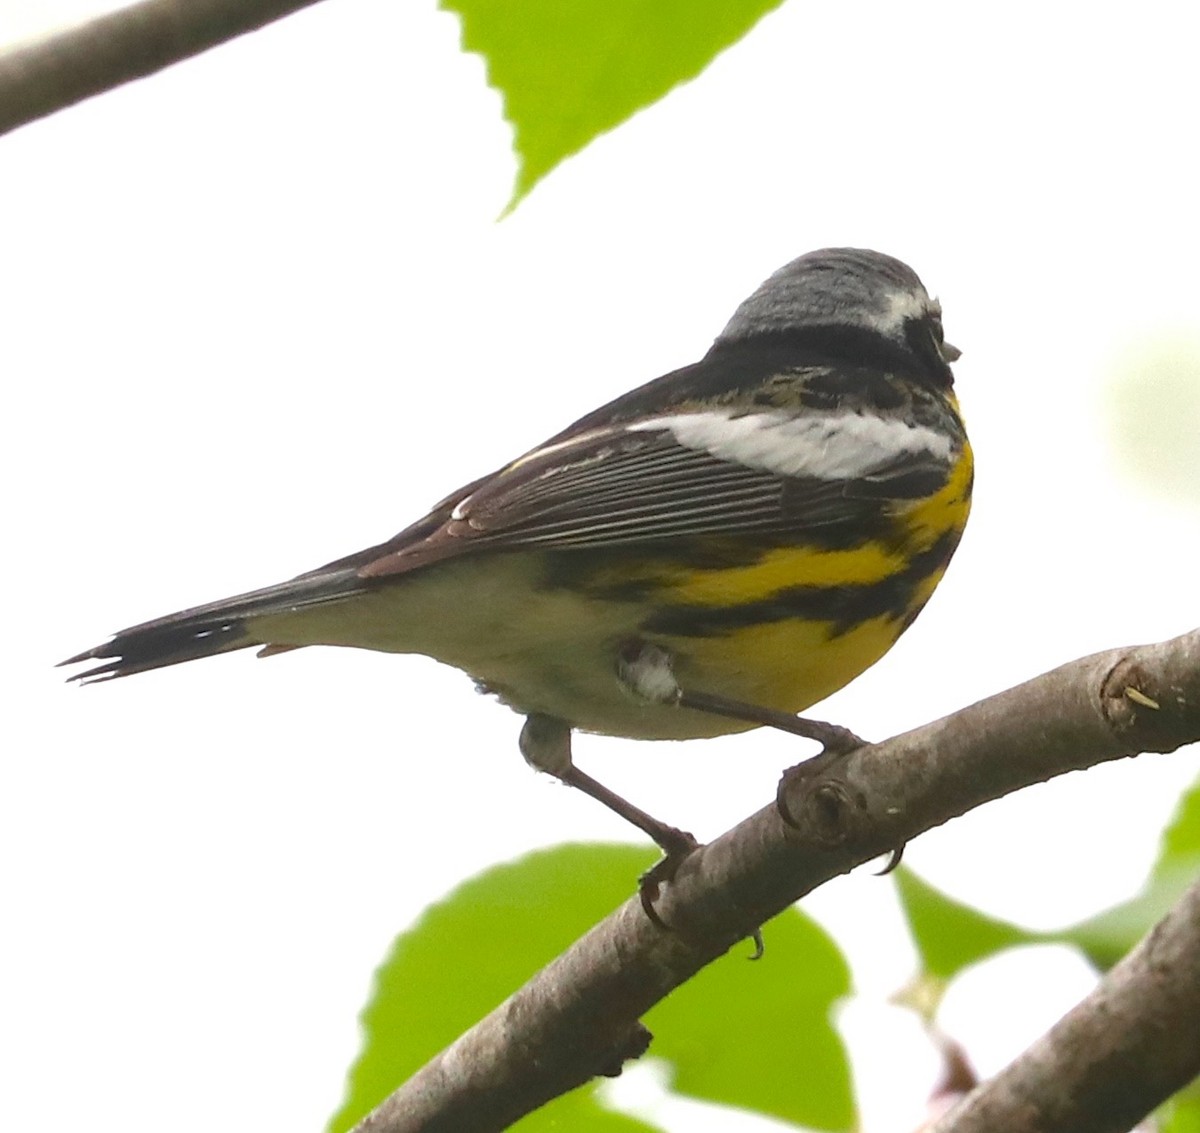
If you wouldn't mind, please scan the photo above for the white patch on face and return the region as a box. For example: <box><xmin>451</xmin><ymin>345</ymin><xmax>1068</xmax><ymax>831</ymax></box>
<box><xmin>863</xmin><ymin>286</ymin><xmax>933</xmax><ymax>337</ymax></box>
<box><xmin>629</xmin><ymin>409</ymin><xmax>952</xmax><ymax>480</ymax></box>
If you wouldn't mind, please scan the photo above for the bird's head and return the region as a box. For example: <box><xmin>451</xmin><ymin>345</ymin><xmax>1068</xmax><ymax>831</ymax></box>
<box><xmin>716</xmin><ymin>247</ymin><xmax>960</xmax><ymax>386</ymax></box>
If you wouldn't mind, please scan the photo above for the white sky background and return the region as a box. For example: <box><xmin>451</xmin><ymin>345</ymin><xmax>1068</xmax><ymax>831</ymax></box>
<box><xmin>2</xmin><ymin>2</ymin><xmax>1199</xmax><ymax>1131</ymax></box>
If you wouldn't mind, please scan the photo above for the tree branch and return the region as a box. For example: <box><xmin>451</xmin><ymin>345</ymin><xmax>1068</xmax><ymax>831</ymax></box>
<box><xmin>0</xmin><ymin>0</ymin><xmax>325</xmax><ymax>137</ymax></box>
<box><xmin>933</xmin><ymin>871</ymin><xmax>1200</xmax><ymax>1133</ymax></box>
<box><xmin>353</xmin><ymin>627</ymin><xmax>1200</xmax><ymax>1133</ymax></box>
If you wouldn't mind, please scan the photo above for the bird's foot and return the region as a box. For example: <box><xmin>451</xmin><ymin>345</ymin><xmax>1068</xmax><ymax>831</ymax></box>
<box><xmin>638</xmin><ymin>826</ymin><xmax>702</xmax><ymax>928</ymax></box>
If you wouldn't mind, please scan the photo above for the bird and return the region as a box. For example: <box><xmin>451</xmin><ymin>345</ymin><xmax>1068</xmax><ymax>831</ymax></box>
<box><xmin>63</xmin><ymin>247</ymin><xmax>972</xmax><ymax>869</ymax></box>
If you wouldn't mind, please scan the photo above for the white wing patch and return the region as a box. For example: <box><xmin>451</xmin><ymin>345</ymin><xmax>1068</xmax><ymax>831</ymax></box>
<box><xmin>628</xmin><ymin>409</ymin><xmax>952</xmax><ymax>480</ymax></box>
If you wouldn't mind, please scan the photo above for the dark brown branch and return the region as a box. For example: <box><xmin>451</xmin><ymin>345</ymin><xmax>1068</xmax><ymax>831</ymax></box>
<box><xmin>354</xmin><ymin>627</ymin><xmax>1200</xmax><ymax>1133</ymax></box>
<box><xmin>932</xmin><ymin>872</ymin><xmax>1200</xmax><ymax>1133</ymax></box>
<box><xmin>0</xmin><ymin>0</ymin><xmax>325</xmax><ymax>137</ymax></box>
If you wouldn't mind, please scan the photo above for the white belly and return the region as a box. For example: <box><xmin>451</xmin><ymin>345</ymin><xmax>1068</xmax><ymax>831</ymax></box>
<box><xmin>246</xmin><ymin>555</ymin><xmax>736</xmax><ymax>739</ymax></box>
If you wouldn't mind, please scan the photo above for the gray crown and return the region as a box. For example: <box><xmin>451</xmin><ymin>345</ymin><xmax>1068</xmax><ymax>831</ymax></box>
<box><xmin>717</xmin><ymin>248</ymin><xmax>932</xmax><ymax>345</ymax></box>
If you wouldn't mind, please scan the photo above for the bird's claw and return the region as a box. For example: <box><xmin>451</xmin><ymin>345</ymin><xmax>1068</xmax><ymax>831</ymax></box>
<box><xmin>638</xmin><ymin>829</ymin><xmax>701</xmax><ymax>929</ymax></box>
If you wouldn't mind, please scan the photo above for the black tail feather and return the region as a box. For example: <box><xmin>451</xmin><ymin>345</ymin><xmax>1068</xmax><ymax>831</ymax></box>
<box><xmin>62</xmin><ymin>568</ymin><xmax>368</xmax><ymax>682</ymax></box>
<box><xmin>60</xmin><ymin>619</ymin><xmax>255</xmax><ymax>682</ymax></box>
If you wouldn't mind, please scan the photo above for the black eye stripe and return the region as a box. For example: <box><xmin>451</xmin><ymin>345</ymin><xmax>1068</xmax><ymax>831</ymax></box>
<box><xmin>902</xmin><ymin>316</ymin><xmax>954</xmax><ymax>389</ymax></box>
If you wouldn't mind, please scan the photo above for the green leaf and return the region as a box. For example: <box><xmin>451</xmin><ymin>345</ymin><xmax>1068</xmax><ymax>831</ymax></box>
<box><xmin>1153</xmin><ymin>772</ymin><xmax>1200</xmax><ymax>868</ymax></box>
<box><xmin>442</xmin><ymin>0</ymin><xmax>787</xmax><ymax>207</ymax></box>
<box><xmin>1065</xmin><ymin>775</ymin><xmax>1200</xmax><ymax>969</ymax></box>
<box><xmin>1061</xmin><ymin>859</ymin><xmax>1197</xmax><ymax>971</ymax></box>
<box><xmin>895</xmin><ymin>775</ymin><xmax>1200</xmax><ymax>981</ymax></box>
<box><xmin>326</xmin><ymin>843</ymin><xmax>855</xmax><ymax>1132</ymax></box>
<box><xmin>647</xmin><ymin>908</ymin><xmax>855</xmax><ymax>1130</ymax></box>
<box><xmin>893</xmin><ymin>866</ymin><xmax>1041</xmax><ymax>981</ymax></box>
<box><xmin>325</xmin><ymin>843</ymin><xmax>662</xmax><ymax>1133</ymax></box>
<box><xmin>1161</xmin><ymin>1081</ymin><xmax>1200</xmax><ymax>1133</ymax></box>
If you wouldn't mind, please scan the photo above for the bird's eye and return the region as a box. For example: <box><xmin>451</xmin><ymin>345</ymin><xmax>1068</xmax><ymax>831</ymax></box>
<box><xmin>925</xmin><ymin>300</ymin><xmax>960</xmax><ymax>362</ymax></box>
<box><xmin>903</xmin><ymin>307</ymin><xmax>959</xmax><ymax>381</ymax></box>
<box><xmin>927</xmin><ymin>300</ymin><xmax>945</xmax><ymax>341</ymax></box>
<box><xmin>934</xmin><ymin>321</ymin><xmax>961</xmax><ymax>363</ymax></box>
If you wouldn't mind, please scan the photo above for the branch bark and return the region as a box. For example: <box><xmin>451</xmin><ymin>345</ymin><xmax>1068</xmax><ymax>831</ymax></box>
<box><xmin>348</xmin><ymin>626</ymin><xmax>1200</xmax><ymax>1132</ymax></box>
<box><xmin>932</xmin><ymin>871</ymin><xmax>1200</xmax><ymax>1133</ymax></box>
<box><xmin>0</xmin><ymin>0</ymin><xmax>325</xmax><ymax>136</ymax></box>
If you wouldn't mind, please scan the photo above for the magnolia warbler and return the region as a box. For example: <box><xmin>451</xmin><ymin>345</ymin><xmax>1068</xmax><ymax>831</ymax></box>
<box><xmin>64</xmin><ymin>248</ymin><xmax>972</xmax><ymax>861</ymax></box>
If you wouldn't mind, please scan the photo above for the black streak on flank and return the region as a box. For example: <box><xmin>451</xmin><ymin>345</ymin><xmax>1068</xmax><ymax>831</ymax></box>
<box><xmin>641</xmin><ymin>529</ymin><xmax>964</xmax><ymax>639</ymax></box>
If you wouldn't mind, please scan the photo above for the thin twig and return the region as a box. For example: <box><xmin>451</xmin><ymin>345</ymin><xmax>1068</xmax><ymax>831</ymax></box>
<box><xmin>0</xmin><ymin>0</ymin><xmax>325</xmax><ymax>136</ymax></box>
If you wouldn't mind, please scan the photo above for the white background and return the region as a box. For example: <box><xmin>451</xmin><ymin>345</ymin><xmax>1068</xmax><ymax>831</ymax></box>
<box><xmin>3</xmin><ymin>1</ymin><xmax>1198</xmax><ymax>1130</ymax></box>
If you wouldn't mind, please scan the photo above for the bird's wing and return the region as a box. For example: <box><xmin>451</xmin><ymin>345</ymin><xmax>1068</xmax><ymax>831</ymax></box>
<box><xmin>64</xmin><ymin>394</ymin><xmax>959</xmax><ymax>680</ymax></box>
<box><xmin>355</xmin><ymin>404</ymin><xmax>958</xmax><ymax>579</ymax></box>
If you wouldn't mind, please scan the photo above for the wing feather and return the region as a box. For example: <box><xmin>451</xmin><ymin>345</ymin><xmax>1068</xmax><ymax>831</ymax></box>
<box><xmin>358</xmin><ymin>412</ymin><xmax>956</xmax><ymax>578</ymax></box>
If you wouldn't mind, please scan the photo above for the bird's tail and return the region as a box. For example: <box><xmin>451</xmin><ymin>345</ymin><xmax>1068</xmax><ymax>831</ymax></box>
<box><xmin>61</xmin><ymin>568</ymin><xmax>369</xmax><ymax>682</ymax></box>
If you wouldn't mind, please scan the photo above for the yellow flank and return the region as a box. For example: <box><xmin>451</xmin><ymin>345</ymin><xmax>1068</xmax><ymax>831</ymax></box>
<box><xmin>903</xmin><ymin>409</ymin><xmax>974</xmax><ymax>546</ymax></box>
<box><xmin>667</xmin><ymin>612</ymin><xmax>905</xmax><ymax>720</ymax></box>
<box><xmin>669</xmin><ymin>540</ymin><xmax>905</xmax><ymax>605</ymax></box>
<box><xmin>648</xmin><ymin>437</ymin><xmax>974</xmax><ymax>727</ymax></box>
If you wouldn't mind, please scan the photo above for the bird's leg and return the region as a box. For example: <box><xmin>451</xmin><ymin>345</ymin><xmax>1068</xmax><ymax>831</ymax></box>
<box><xmin>676</xmin><ymin>689</ymin><xmax>869</xmax><ymax>834</ymax></box>
<box><xmin>674</xmin><ymin>688</ymin><xmax>866</xmax><ymax>755</ymax></box>
<box><xmin>619</xmin><ymin>639</ymin><xmax>866</xmax><ymax>756</ymax></box>
<box><xmin>618</xmin><ymin>640</ymin><xmax>877</xmax><ymax>842</ymax></box>
<box><xmin>518</xmin><ymin>714</ymin><xmax>700</xmax><ymax>914</ymax></box>
<box><xmin>676</xmin><ymin>687</ymin><xmax>903</xmax><ymax>868</ymax></box>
